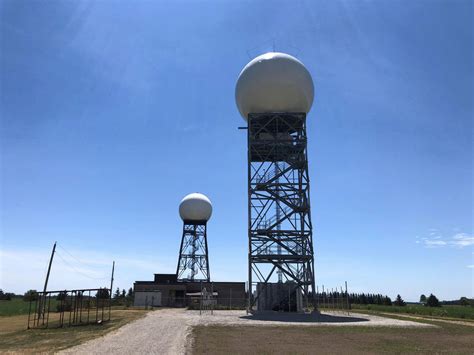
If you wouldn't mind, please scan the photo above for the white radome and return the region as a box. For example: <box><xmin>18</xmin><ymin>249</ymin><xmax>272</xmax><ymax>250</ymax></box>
<box><xmin>235</xmin><ymin>52</ymin><xmax>314</xmax><ymax>121</ymax></box>
<box><xmin>179</xmin><ymin>193</ymin><xmax>212</xmax><ymax>222</ymax></box>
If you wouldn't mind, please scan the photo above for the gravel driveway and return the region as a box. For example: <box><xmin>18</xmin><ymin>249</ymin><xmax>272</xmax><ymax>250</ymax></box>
<box><xmin>61</xmin><ymin>308</ymin><xmax>433</xmax><ymax>354</ymax></box>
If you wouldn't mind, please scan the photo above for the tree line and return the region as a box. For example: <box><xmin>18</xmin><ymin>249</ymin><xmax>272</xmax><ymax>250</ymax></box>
<box><xmin>347</xmin><ymin>293</ymin><xmax>394</xmax><ymax>306</ymax></box>
<box><xmin>328</xmin><ymin>292</ymin><xmax>471</xmax><ymax>308</ymax></box>
<box><xmin>112</xmin><ymin>287</ymin><xmax>134</xmax><ymax>306</ymax></box>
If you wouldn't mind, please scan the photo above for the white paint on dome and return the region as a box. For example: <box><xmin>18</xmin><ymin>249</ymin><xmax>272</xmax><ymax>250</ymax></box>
<box><xmin>235</xmin><ymin>52</ymin><xmax>314</xmax><ymax>121</ymax></box>
<box><xmin>179</xmin><ymin>193</ymin><xmax>212</xmax><ymax>222</ymax></box>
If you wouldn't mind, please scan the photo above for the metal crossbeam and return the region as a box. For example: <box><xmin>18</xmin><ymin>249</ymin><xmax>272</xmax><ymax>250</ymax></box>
<box><xmin>247</xmin><ymin>112</ymin><xmax>316</xmax><ymax>311</ymax></box>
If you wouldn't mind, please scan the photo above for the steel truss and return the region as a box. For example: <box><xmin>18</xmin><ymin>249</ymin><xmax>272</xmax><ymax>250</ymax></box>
<box><xmin>247</xmin><ymin>112</ymin><xmax>316</xmax><ymax>311</ymax></box>
<box><xmin>177</xmin><ymin>222</ymin><xmax>210</xmax><ymax>282</ymax></box>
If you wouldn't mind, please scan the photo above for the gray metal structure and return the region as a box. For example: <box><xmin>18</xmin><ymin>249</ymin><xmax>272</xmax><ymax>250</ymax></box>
<box><xmin>28</xmin><ymin>288</ymin><xmax>111</xmax><ymax>329</ymax></box>
<box><xmin>247</xmin><ymin>112</ymin><xmax>316</xmax><ymax>311</ymax></box>
<box><xmin>176</xmin><ymin>221</ymin><xmax>210</xmax><ymax>282</ymax></box>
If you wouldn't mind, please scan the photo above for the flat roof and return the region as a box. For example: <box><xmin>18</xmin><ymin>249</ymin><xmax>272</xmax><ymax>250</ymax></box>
<box><xmin>134</xmin><ymin>280</ymin><xmax>245</xmax><ymax>285</ymax></box>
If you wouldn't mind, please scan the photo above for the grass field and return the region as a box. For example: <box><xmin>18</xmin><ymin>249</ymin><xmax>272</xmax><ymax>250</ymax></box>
<box><xmin>193</xmin><ymin>321</ymin><xmax>474</xmax><ymax>354</ymax></box>
<box><xmin>0</xmin><ymin>309</ymin><xmax>149</xmax><ymax>353</ymax></box>
<box><xmin>350</xmin><ymin>304</ymin><xmax>474</xmax><ymax>320</ymax></box>
<box><xmin>0</xmin><ymin>298</ymin><xmax>46</xmax><ymax>316</ymax></box>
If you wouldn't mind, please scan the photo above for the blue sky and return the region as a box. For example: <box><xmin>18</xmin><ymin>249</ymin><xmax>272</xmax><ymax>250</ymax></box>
<box><xmin>1</xmin><ymin>0</ymin><xmax>472</xmax><ymax>301</ymax></box>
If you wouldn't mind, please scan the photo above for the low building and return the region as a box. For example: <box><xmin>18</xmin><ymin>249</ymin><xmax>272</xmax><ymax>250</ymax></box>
<box><xmin>256</xmin><ymin>282</ymin><xmax>303</xmax><ymax>312</ymax></box>
<box><xmin>134</xmin><ymin>273</ymin><xmax>245</xmax><ymax>308</ymax></box>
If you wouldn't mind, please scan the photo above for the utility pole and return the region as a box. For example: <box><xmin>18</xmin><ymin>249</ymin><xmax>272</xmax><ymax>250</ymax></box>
<box><xmin>39</xmin><ymin>241</ymin><xmax>56</xmax><ymax>323</ymax></box>
<box><xmin>109</xmin><ymin>261</ymin><xmax>115</xmax><ymax>320</ymax></box>
<box><xmin>43</xmin><ymin>242</ymin><xmax>57</xmax><ymax>295</ymax></box>
<box><xmin>110</xmin><ymin>261</ymin><xmax>115</xmax><ymax>295</ymax></box>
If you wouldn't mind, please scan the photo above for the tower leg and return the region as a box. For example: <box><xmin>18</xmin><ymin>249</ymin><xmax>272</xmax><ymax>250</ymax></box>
<box><xmin>177</xmin><ymin>221</ymin><xmax>210</xmax><ymax>282</ymax></box>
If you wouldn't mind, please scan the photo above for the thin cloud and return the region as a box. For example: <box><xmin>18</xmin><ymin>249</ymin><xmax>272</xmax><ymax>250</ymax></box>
<box><xmin>450</xmin><ymin>233</ymin><xmax>474</xmax><ymax>248</ymax></box>
<box><xmin>420</xmin><ymin>231</ymin><xmax>473</xmax><ymax>249</ymax></box>
<box><xmin>424</xmin><ymin>240</ymin><xmax>447</xmax><ymax>247</ymax></box>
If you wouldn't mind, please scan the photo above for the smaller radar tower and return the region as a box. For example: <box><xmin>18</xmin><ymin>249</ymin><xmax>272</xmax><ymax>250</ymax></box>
<box><xmin>176</xmin><ymin>193</ymin><xmax>212</xmax><ymax>282</ymax></box>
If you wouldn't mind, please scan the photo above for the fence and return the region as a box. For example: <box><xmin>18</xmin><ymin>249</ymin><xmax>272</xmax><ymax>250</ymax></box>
<box><xmin>315</xmin><ymin>290</ymin><xmax>351</xmax><ymax>312</ymax></box>
<box><xmin>27</xmin><ymin>288</ymin><xmax>111</xmax><ymax>329</ymax></box>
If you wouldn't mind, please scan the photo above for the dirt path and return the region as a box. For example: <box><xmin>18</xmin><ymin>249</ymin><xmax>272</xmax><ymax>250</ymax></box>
<box><xmin>61</xmin><ymin>309</ymin><xmax>192</xmax><ymax>355</ymax></box>
<box><xmin>377</xmin><ymin>311</ymin><xmax>474</xmax><ymax>327</ymax></box>
<box><xmin>62</xmin><ymin>309</ymin><xmax>434</xmax><ymax>354</ymax></box>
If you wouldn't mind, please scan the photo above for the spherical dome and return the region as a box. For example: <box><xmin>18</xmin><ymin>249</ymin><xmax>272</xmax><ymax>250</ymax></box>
<box><xmin>235</xmin><ymin>52</ymin><xmax>314</xmax><ymax>121</ymax></box>
<box><xmin>179</xmin><ymin>193</ymin><xmax>212</xmax><ymax>222</ymax></box>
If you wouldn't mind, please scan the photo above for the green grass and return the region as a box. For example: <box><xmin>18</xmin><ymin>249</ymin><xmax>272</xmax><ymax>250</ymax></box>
<box><xmin>0</xmin><ymin>298</ymin><xmax>61</xmax><ymax>317</ymax></box>
<box><xmin>351</xmin><ymin>304</ymin><xmax>474</xmax><ymax>320</ymax></box>
<box><xmin>0</xmin><ymin>309</ymin><xmax>149</xmax><ymax>353</ymax></box>
<box><xmin>193</xmin><ymin>321</ymin><xmax>474</xmax><ymax>354</ymax></box>
<box><xmin>1</xmin><ymin>298</ymin><xmax>34</xmax><ymax>316</ymax></box>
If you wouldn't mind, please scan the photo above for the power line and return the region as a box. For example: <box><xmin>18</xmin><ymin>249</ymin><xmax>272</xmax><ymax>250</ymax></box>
<box><xmin>57</xmin><ymin>243</ymin><xmax>102</xmax><ymax>269</ymax></box>
<box><xmin>55</xmin><ymin>251</ymin><xmax>108</xmax><ymax>280</ymax></box>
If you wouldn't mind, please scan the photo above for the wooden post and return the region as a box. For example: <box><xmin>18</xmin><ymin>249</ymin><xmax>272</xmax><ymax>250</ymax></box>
<box><xmin>43</xmin><ymin>242</ymin><xmax>56</xmax><ymax>295</ymax></box>
<box><xmin>39</xmin><ymin>242</ymin><xmax>56</xmax><ymax>322</ymax></box>
<box><xmin>109</xmin><ymin>261</ymin><xmax>115</xmax><ymax>320</ymax></box>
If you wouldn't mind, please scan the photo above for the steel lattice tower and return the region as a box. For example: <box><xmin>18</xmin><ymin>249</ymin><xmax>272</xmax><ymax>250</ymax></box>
<box><xmin>247</xmin><ymin>112</ymin><xmax>316</xmax><ymax>311</ymax></box>
<box><xmin>176</xmin><ymin>221</ymin><xmax>210</xmax><ymax>282</ymax></box>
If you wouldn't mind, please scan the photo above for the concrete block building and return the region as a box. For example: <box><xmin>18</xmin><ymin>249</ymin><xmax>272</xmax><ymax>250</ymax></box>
<box><xmin>134</xmin><ymin>273</ymin><xmax>245</xmax><ymax>308</ymax></box>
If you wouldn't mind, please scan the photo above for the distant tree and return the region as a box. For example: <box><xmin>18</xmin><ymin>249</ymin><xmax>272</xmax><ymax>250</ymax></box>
<box><xmin>0</xmin><ymin>290</ymin><xmax>12</xmax><ymax>300</ymax></box>
<box><xmin>127</xmin><ymin>287</ymin><xmax>134</xmax><ymax>299</ymax></box>
<box><xmin>383</xmin><ymin>296</ymin><xmax>392</xmax><ymax>306</ymax></box>
<box><xmin>121</xmin><ymin>289</ymin><xmax>126</xmax><ymax>298</ymax></box>
<box><xmin>459</xmin><ymin>297</ymin><xmax>470</xmax><ymax>306</ymax></box>
<box><xmin>23</xmin><ymin>290</ymin><xmax>39</xmax><ymax>302</ymax></box>
<box><xmin>394</xmin><ymin>294</ymin><xmax>406</xmax><ymax>306</ymax></box>
<box><xmin>420</xmin><ymin>294</ymin><xmax>427</xmax><ymax>303</ymax></box>
<box><xmin>376</xmin><ymin>294</ymin><xmax>383</xmax><ymax>305</ymax></box>
<box><xmin>95</xmin><ymin>288</ymin><xmax>110</xmax><ymax>299</ymax></box>
<box><xmin>114</xmin><ymin>287</ymin><xmax>121</xmax><ymax>299</ymax></box>
<box><xmin>56</xmin><ymin>291</ymin><xmax>68</xmax><ymax>301</ymax></box>
<box><xmin>426</xmin><ymin>294</ymin><xmax>440</xmax><ymax>307</ymax></box>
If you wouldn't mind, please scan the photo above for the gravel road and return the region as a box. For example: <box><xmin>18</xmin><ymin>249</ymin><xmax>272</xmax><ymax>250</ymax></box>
<box><xmin>61</xmin><ymin>308</ymin><xmax>434</xmax><ymax>354</ymax></box>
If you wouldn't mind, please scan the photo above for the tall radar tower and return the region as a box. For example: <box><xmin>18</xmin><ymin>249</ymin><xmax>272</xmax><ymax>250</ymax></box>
<box><xmin>176</xmin><ymin>193</ymin><xmax>212</xmax><ymax>282</ymax></box>
<box><xmin>236</xmin><ymin>52</ymin><xmax>316</xmax><ymax>312</ymax></box>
